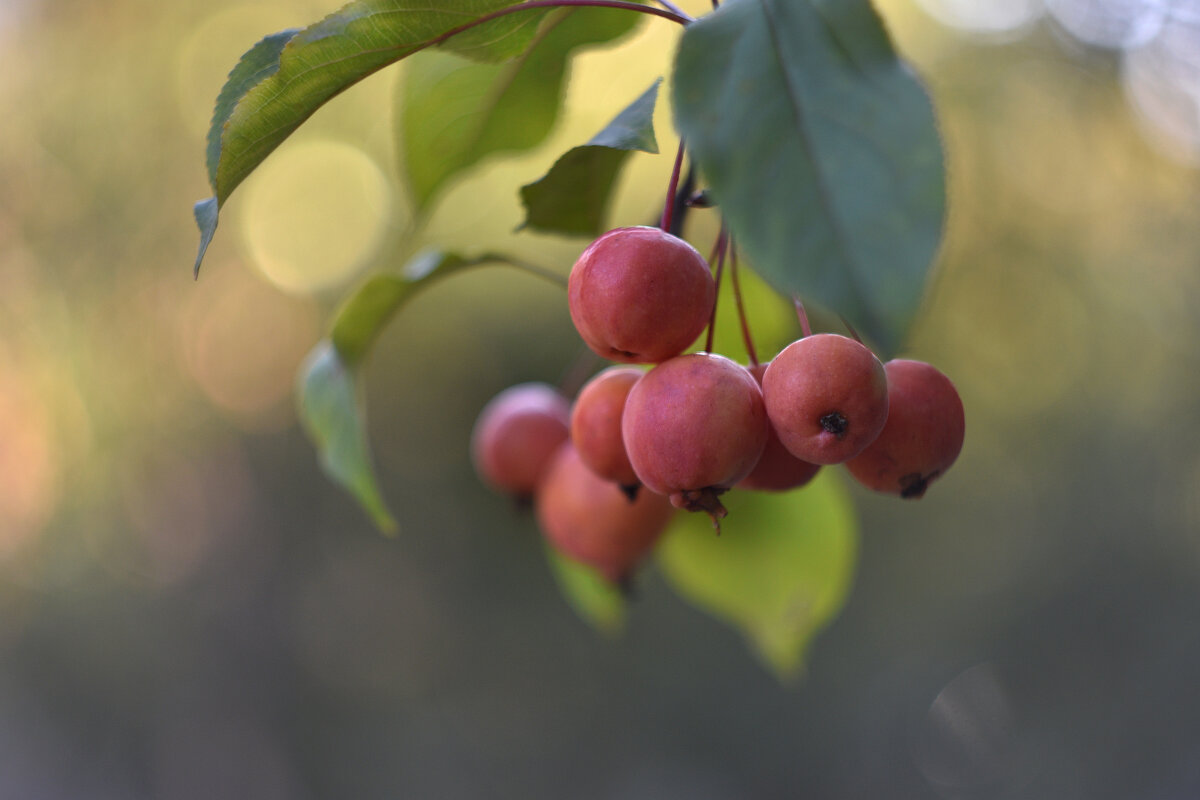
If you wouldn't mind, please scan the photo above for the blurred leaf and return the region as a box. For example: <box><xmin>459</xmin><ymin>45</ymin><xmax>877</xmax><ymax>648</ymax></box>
<box><xmin>297</xmin><ymin>341</ymin><xmax>397</xmax><ymax>533</ymax></box>
<box><xmin>546</xmin><ymin>544</ymin><xmax>626</xmax><ymax>634</ymax></box>
<box><xmin>672</xmin><ymin>0</ymin><xmax>945</xmax><ymax>357</ymax></box>
<box><xmin>300</xmin><ymin>249</ymin><xmax>564</xmax><ymax>530</ymax></box>
<box><xmin>519</xmin><ymin>78</ymin><xmax>661</xmax><ymax>236</ymax></box>
<box><xmin>193</xmin><ymin>0</ymin><xmax>549</xmax><ymax>275</ymax></box>
<box><xmin>657</xmin><ymin>471</ymin><xmax>858</xmax><ymax>679</ymax></box>
<box><xmin>400</xmin><ymin>6</ymin><xmax>641</xmax><ymax>210</ymax></box>
<box><xmin>331</xmin><ymin>249</ymin><xmax>566</xmax><ymax>365</ymax></box>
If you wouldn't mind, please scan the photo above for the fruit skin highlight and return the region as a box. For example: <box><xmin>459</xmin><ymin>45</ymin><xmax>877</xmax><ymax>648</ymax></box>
<box><xmin>471</xmin><ymin>382</ymin><xmax>570</xmax><ymax>498</ymax></box>
<box><xmin>536</xmin><ymin>443</ymin><xmax>675</xmax><ymax>583</ymax></box>
<box><xmin>570</xmin><ymin>366</ymin><xmax>643</xmax><ymax>492</ymax></box>
<box><xmin>737</xmin><ymin>363</ymin><xmax>821</xmax><ymax>492</ymax></box>
<box><xmin>761</xmin><ymin>333</ymin><xmax>889</xmax><ymax>466</ymax></box>
<box><xmin>846</xmin><ymin>359</ymin><xmax>965</xmax><ymax>499</ymax></box>
<box><xmin>622</xmin><ymin>352</ymin><xmax>768</xmax><ymax>518</ymax></box>
<box><xmin>568</xmin><ymin>226</ymin><xmax>715</xmax><ymax>364</ymax></box>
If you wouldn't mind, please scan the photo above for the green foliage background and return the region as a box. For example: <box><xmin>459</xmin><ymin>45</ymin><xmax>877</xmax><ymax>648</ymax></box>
<box><xmin>1</xmin><ymin>0</ymin><xmax>1199</xmax><ymax>796</ymax></box>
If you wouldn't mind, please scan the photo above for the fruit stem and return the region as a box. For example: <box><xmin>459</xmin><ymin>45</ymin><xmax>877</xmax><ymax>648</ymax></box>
<box><xmin>660</xmin><ymin>139</ymin><xmax>687</xmax><ymax>233</ymax></box>
<box><xmin>839</xmin><ymin>314</ymin><xmax>864</xmax><ymax>344</ymax></box>
<box><xmin>704</xmin><ymin>228</ymin><xmax>729</xmax><ymax>353</ymax></box>
<box><xmin>793</xmin><ymin>295</ymin><xmax>812</xmax><ymax>338</ymax></box>
<box><xmin>665</xmin><ymin>166</ymin><xmax>696</xmax><ymax>237</ymax></box>
<box><xmin>655</xmin><ymin>0</ymin><xmax>690</xmax><ymax>19</ymax></box>
<box><xmin>729</xmin><ymin>239</ymin><xmax>759</xmax><ymax>367</ymax></box>
<box><xmin>558</xmin><ymin>344</ymin><xmax>604</xmax><ymax>399</ymax></box>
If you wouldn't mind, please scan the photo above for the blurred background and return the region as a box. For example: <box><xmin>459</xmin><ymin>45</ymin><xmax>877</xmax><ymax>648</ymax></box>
<box><xmin>2</xmin><ymin>0</ymin><xmax>1200</xmax><ymax>797</ymax></box>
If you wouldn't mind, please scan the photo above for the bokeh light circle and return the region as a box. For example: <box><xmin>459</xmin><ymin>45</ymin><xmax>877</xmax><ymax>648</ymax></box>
<box><xmin>239</xmin><ymin>140</ymin><xmax>391</xmax><ymax>294</ymax></box>
<box><xmin>1044</xmin><ymin>0</ymin><xmax>1168</xmax><ymax>50</ymax></box>
<box><xmin>1121</xmin><ymin>16</ymin><xmax>1200</xmax><ymax>164</ymax></box>
<box><xmin>913</xmin><ymin>0</ymin><xmax>1044</xmax><ymax>36</ymax></box>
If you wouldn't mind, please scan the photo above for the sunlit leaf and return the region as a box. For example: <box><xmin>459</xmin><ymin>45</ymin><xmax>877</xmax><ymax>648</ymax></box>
<box><xmin>519</xmin><ymin>78</ymin><xmax>661</xmax><ymax>236</ymax></box>
<box><xmin>400</xmin><ymin>6</ymin><xmax>641</xmax><ymax>210</ymax></box>
<box><xmin>657</xmin><ymin>471</ymin><xmax>858</xmax><ymax>679</ymax></box>
<box><xmin>673</xmin><ymin>0</ymin><xmax>945</xmax><ymax>356</ymax></box>
<box><xmin>297</xmin><ymin>341</ymin><xmax>397</xmax><ymax>533</ymax></box>
<box><xmin>193</xmin><ymin>0</ymin><xmax>550</xmax><ymax>275</ymax></box>
<box><xmin>546</xmin><ymin>544</ymin><xmax>626</xmax><ymax>635</ymax></box>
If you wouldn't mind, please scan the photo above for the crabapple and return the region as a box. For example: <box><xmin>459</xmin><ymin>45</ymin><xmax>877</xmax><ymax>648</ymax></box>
<box><xmin>568</xmin><ymin>226</ymin><xmax>715</xmax><ymax>364</ymax></box>
<box><xmin>737</xmin><ymin>363</ymin><xmax>821</xmax><ymax>492</ymax></box>
<box><xmin>761</xmin><ymin>334</ymin><xmax>888</xmax><ymax>465</ymax></box>
<box><xmin>536</xmin><ymin>443</ymin><xmax>675</xmax><ymax>583</ymax></box>
<box><xmin>570</xmin><ymin>366</ymin><xmax>643</xmax><ymax>495</ymax></box>
<box><xmin>471</xmin><ymin>382</ymin><xmax>569</xmax><ymax>498</ymax></box>
<box><xmin>846</xmin><ymin>359</ymin><xmax>965</xmax><ymax>498</ymax></box>
<box><xmin>622</xmin><ymin>352</ymin><xmax>768</xmax><ymax>520</ymax></box>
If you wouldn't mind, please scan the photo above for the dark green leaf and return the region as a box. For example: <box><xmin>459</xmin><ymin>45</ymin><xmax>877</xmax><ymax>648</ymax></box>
<box><xmin>546</xmin><ymin>544</ymin><xmax>626</xmax><ymax>634</ymax></box>
<box><xmin>400</xmin><ymin>6</ymin><xmax>641</xmax><ymax>210</ymax></box>
<box><xmin>519</xmin><ymin>78</ymin><xmax>661</xmax><ymax>236</ymax></box>
<box><xmin>297</xmin><ymin>341</ymin><xmax>397</xmax><ymax>533</ymax></box>
<box><xmin>672</xmin><ymin>0</ymin><xmax>945</xmax><ymax>356</ymax></box>
<box><xmin>193</xmin><ymin>0</ymin><xmax>549</xmax><ymax>274</ymax></box>
<box><xmin>656</xmin><ymin>471</ymin><xmax>858</xmax><ymax>679</ymax></box>
<box><xmin>205</xmin><ymin>29</ymin><xmax>298</xmax><ymax>189</ymax></box>
<box><xmin>330</xmin><ymin>249</ymin><xmax>565</xmax><ymax>365</ymax></box>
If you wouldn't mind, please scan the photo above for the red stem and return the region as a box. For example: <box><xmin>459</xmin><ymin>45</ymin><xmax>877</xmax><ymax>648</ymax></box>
<box><xmin>729</xmin><ymin>240</ymin><xmax>758</xmax><ymax>367</ymax></box>
<box><xmin>839</xmin><ymin>315</ymin><xmax>863</xmax><ymax>344</ymax></box>
<box><xmin>660</xmin><ymin>140</ymin><xmax>687</xmax><ymax>233</ymax></box>
<box><xmin>793</xmin><ymin>295</ymin><xmax>812</xmax><ymax>338</ymax></box>
<box><xmin>429</xmin><ymin>0</ymin><xmax>691</xmax><ymax>52</ymax></box>
<box><xmin>655</xmin><ymin>0</ymin><xmax>690</xmax><ymax>18</ymax></box>
<box><xmin>704</xmin><ymin>230</ymin><xmax>729</xmax><ymax>353</ymax></box>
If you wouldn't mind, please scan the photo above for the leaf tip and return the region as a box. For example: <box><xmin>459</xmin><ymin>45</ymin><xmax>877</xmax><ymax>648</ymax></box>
<box><xmin>192</xmin><ymin>197</ymin><xmax>219</xmax><ymax>278</ymax></box>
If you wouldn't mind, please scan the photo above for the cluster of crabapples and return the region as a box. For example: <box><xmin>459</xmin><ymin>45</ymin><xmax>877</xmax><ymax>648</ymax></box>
<box><xmin>471</xmin><ymin>226</ymin><xmax>965</xmax><ymax>584</ymax></box>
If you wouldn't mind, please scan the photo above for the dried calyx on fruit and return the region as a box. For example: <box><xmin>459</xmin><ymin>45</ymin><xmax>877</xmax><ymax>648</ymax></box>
<box><xmin>621</xmin><ymin>352</ymin><xmax>768</xmax><ymax>525</ymax></box>
<box><xmin>761</xmin><ymin>333</ymin><xmax>889</xmax><ymax>466</ymax></box>
<box><xmin>737</xmin><ymin>362</ymin><xmax>821</xmax><ymax>492</ymax></box>
<box><xmin>846</xmin><ymin>359</ymin><xmax>965</xmax><ymax>498</ymax></box>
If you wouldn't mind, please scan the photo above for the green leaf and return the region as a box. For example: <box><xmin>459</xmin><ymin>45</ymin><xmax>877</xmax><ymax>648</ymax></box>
<box><xmin>330</xmin><ymin>249</ymin><xmax>565</xmax><ymax>365</ymax></box>
<box><xmin>193</xmin><ymin>0</ymin><xmax>551</xmax><ymax>275</ymax></box>
<box><xmin>205</xmin><ymin>29</ymin><xmax>299</xmax><ymax>189</ymax></box>
<box><xmin>297</xmin><ymin>341</ymin><xmax>397</xmax><ymax>533</ymax></box>
<box><xmin>400</xmin><ymin>6</ymin><xmax>641</xmax><ymax>210</ymax></box>
<box><xmin>672</xmin><ymin>0</ymin><xmax>946</xmax><ymax>356</ymax></box>
<box><xmin>298</xmin><ymin>249</ymin><xmax>564</xmax><ymax>530</ymax></box>
<box><xmin>546</xmin><ymin>544</ymin><xmax>626</xmax><ymax>635</ymax></box>
<box><xmin>519</xmin><ymin>78</ymin><xmax>661</xmax><ymax>236</ymax></box>
<box><xmin>656</xmin><ymin>470</ymin><xmax>858</xmax><ymax>680</ymax></box>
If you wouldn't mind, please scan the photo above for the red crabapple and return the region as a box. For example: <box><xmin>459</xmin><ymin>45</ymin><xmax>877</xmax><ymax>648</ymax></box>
<box><xmin>536</xmin><ymin>443</ymin><xmax>676</xmax><ymax>583</ymax></box>
<box><xmin>622</xmin><ymin>352</ymin><xmax>768</xmax><ymax>520</ymax></box>
<box><xmin>568</xmin><ymin>226</ymin><xmax>715</xmax><ymax>363</ymax></box>
<box><xmin>570</xmin><ymin>366</ymin><xmax>643</xmax><ymax>495</ymax></box>
<box><xmin>846</xmin><ymin>359</ymin><xmax>965</xmax><ymax>498</ymax></box>
<box><xmin>761</xmin><ymin>334</ymin><xmax>889</xmax><ymax>465</ymax></box>
<box><xmin>471</xmin><ymin>382</ymin><xmax>569</xmax><ymax>498</ymax></box>
<box><xmin>737</xmin><ymin>363</ymin><xmax>821</xmax><ymax>492</ymax></box>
